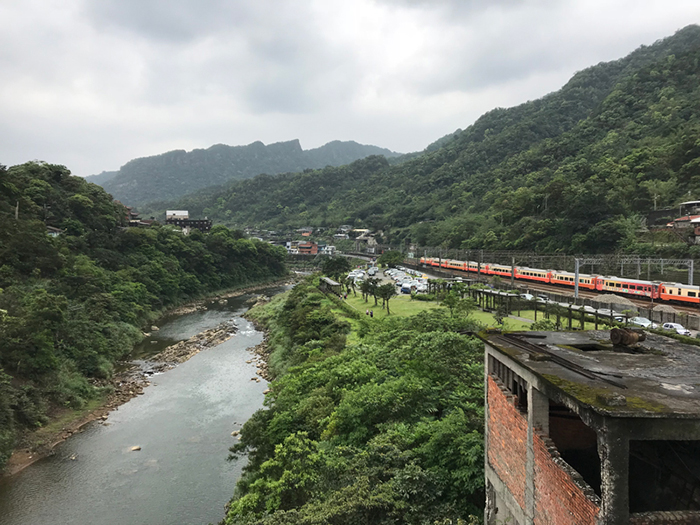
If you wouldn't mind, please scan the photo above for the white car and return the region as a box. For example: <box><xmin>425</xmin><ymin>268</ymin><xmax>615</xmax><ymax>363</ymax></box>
<box><xmin>629</xmin><ymin>317</ymin><xmax>658</xmax><ymax>329</ymax></box>
<box><xmin>662</xmin><ymin>322</ymin><xmax>691</xmax><ymax>336</ymax></box>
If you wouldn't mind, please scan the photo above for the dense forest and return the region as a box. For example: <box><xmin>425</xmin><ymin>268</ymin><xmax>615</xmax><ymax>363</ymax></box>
<box><xmin>94</xmin><ymin>139</ymin><xmax>400</xmax><ymax>206</ymax></box>
<box><xmin>0</xmin><ymin>161</ymin><xmax>287</xmax><ymax>470</ymax></box>
<box><xmin>148</xmin><ymin>25</ymin><xmax>700</xmax><ymax>254</ymax></box>
<box><xmin>223</xmin><ymin>278</ymin><xmax>485</xmax><ymax>524</ymax></box>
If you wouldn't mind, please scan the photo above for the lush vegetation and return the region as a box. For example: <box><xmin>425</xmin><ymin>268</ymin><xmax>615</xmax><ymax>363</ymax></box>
<box><xmin>223</xmin><ymin>278</ymin><xmax>485</xmax><ymax>524</ymax></box>
<box><xmin>95</xmin><ymin>139</ymin><xmax>400</xmax><ymax>206</ymax></box>
<box><xmin>0</xmin><ymin>161</ymin><xmax>287</xmax><ymax>470</ymax></box>
<box><xmin>152</xmin><ymin>25</ymin><xmax>700</xmax><ymax>255</ymax></box>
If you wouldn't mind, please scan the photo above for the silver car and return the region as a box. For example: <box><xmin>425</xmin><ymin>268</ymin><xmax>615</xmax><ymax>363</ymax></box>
<box><xmin>629</xmin><ymin>317</ymin><xmax>658</xmax><ymax>329</ymax></box>
<box><xmin>661</xmin><ymin>322</ymin><xmax>691</xmax><ymax>336</ymax></box>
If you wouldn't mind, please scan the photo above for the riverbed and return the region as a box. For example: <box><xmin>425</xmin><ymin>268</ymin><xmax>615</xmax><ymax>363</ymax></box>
<box><xmin>0</xmin><ymin>286</ymin><xmax>286</xmax><ymax>525</ymax></box>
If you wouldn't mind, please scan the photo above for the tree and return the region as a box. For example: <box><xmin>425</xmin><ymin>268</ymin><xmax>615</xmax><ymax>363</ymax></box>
<box><xmin>366</xmin><ymin>277</ymin><xmax>380</xmax><ymax>306</ymax></box>
<box><xmin>377</xmin><ymin>283</ymin><xmax>397</xmax><ymax>315</ymax></box>
<box><xmin>377</xmin><ymin>250</ymin><xmax>404</xmax><ymax>268</ymax></box>
<box><xmin>493</xmin><ymin>302</ymin><xmax>509</xmax><ymax>327</ymax></box>
<box><xmin>441</xmin><ymin>291</ymin><xmax>477</xmax><ymax>318</ymax></box>
<box><xmin>321</xmin><ymin>257</ymin><xmax>351</xmax><ymax>281</ymax></box>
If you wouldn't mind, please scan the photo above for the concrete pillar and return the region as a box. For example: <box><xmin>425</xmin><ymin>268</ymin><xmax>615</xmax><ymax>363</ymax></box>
<box><xmin>598</xmin><ymin>424</ymin><xmax>629</xmax><ymax>525</ymax></box>
<box><xmin>526</xmin><ymin>387</ymin><xmax>549</xmax><ymax>523</ymax></box>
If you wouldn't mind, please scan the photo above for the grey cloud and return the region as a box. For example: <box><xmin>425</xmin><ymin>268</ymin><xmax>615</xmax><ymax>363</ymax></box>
<box><xmin>85</xmin><ymin>0</ymin><xmax>253</xmax><ymax>42</ymax></box>
<box><xmin>2</xmin><ymin>0</ymin><xmax>699</xmax><ymax>178</ymax></box>
<box><xmin>84</xmin><ymin>0</ymin><xmax>351</xmax><ymax>113</ymax></box>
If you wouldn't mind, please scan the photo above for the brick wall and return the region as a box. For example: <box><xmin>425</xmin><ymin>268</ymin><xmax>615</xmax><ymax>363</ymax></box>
<box><xmin>630</xmin><ymin>511</ymin><xmax>700</xmax><ymax>524</ymax></box>
<box><xmin>487</xmin><ymin>375</ymin><xmax>528</xmax><ymax>510</ymax></box>
<box><xmin>533</xmin><ymin>431</ymin><xmax>600</xmax><ymax>525</ymax></box>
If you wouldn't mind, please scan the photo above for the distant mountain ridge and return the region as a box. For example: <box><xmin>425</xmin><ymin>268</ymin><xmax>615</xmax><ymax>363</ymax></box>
<box><xmin>145</xmin><ymin>25</ymin><xmax>700</xmax><ymax>254</ymax></box>
<box><xmin>89</xmin><ymin>139</ymin><xmax>401</xmax><ymax>206</ymax></box>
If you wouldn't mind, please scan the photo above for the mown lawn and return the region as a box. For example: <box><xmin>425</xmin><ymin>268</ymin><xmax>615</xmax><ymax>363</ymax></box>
<box><xmin>334</xmin><ymin>291</ymin><xmax>536</xmax><ymax>331</ymax></box>
<box><xmin>344</xmin><ymin>292</ymin><xmax>439</xmax><ymax>319</ymax></box>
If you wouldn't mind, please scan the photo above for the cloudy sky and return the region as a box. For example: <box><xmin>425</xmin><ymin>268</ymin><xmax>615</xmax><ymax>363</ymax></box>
<box><xmin>1</xmin><ymin>0</ymin><xmax>698</xmax><ymax>177</ymax></box>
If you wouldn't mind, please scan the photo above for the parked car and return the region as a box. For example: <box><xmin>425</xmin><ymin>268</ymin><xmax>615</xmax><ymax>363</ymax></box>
<box><xmin>629</xmin><ymin>317</ymin><xmax>658</xmax><ymax>329</ymax></box>
<box><xmin>597</xmin><ymin>308</ymin><xmax>622</xmax><ymax>318</ymax></box>
<box><xmin>661</xmin><ymin>322</ymin><xmax>691</xmax><ymax>336</ymax></box>
<box><xmin>520</xmin><ymin>293</ymin><xmax>535</xmax><ymax>301</ymax></box>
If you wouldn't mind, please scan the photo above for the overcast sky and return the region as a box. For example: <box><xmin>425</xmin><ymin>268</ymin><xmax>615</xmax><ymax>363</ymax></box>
<box><xmin>1</xmin><ymin>0</ymin><xmax>698</xmax><ymax>177</ymax></box>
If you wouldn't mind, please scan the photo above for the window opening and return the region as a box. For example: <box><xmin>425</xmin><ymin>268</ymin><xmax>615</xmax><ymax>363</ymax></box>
<box><xmin>548</xmin><ymin>401</ymin><xmax>600</xmax><ymax>496</ymax></box>
<box><xmin>488</xmin><ymin>355</ymin><xmax>528</xmax><ymax>412</ymax></box>
<box><xmin>629</xmin><ymin>440</ymin><xmax>700</xmax><ymax>512</ymax></box>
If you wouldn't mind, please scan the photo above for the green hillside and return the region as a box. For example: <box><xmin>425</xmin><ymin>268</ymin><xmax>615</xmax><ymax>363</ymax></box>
<box><xmin>0</xmin><ymin>161</ymin><xmax>287</xmax><ymax>470</ymax></box>
<box><xmin>96</xmin><ymin>139</ymin><xmax>401</xmax><ymax>207</ymax></box>
<box><xmin>151</xmin><ymin>25</ymin><xmax>700</xmax><ymax>254</ymax></box>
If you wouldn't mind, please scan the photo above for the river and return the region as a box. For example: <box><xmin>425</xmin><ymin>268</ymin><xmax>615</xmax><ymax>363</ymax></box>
<box><xmin>0</xmin><ymin>285</ymin><xmax>287</xmax><ymax>525</ymax></box>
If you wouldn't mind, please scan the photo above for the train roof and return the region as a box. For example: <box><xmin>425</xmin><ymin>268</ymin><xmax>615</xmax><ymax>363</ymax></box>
<box><xmin>660</xmin><ymin>282</ymin><xmax>700</xmax><ymax>290</ymax></box>
<box><xmin>550</xmin><ymin>270</ymin><xmax>594</xmax><ymax>277</ymax></box>
<box><xmin>517</xmin><ymin>266</ymin><xmax>549</xmax><ymax>272</ymax></box>
<box><xmin>601</xmin><ymin>276</ymin><xmax>661</xmax><ymax>285</ymax></box>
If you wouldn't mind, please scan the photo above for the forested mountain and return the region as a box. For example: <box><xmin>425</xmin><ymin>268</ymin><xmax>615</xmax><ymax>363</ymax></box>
<box><xmin>85</xmin><ymin>170</ymin><xmax>118</xmax><ymax>185</ymax></box>
<box><xmin>0</xmin><ymin>161</ymin><xmax>287</xmax><ymax>470</ymax></box>
<box><xmin>152</xmin><ymin>25</ymin><xmax>700</xmax><ymax>254</ymax></box>
<box><xmin>93</xmin><ymin>139</ymin><xmax>400</xmax><ymax>206</ymax></box>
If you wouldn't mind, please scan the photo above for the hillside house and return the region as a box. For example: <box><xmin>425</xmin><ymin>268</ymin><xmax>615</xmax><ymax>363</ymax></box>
<box><xmin>297</xmin><ymin>241</ymin><xmax>318</xmax><ymax>255</ymax></box>
<box><xmin>165</xmin><ymin>210</ymin><xmax>212</xmax><ymax>234</ymax></box>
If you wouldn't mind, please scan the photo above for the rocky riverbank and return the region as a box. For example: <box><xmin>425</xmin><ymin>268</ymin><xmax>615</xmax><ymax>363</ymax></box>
<box><xmin>166</xmin><ymin>278</ymin><xmax>295</xmax><ymax>316</ymax></box>
<box><xmin>151</xmin><ymin>320</ymin><xmax>238</xmax><ymax>368</ymax></box>
<box><xmin>3</xmin><ymin>321</ymin><xmax>239</xmax><ymax>476</ymax></box>
<box><xmin>243</xmin><ymin>295</ymin><xmax>273</xmax><ymax>381</ymax></box>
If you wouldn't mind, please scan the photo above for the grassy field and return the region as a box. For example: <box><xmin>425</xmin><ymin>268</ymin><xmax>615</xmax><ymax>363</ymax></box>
<box><xmin>333</xmin><ymin>291</ymin><xmax>540</xmax><ymax>331</ymax></box>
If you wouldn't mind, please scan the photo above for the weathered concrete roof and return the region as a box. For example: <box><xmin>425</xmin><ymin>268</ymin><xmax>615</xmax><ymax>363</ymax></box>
<box><xmin>483</xmin><ymin>330</ymin><xmax>700</xmax><ymax>418</ymax></box>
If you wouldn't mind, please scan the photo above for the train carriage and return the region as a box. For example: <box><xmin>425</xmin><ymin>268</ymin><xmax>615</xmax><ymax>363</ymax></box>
<box><xmin>599</xmin><ymin>277</ymin><xmax>658</xmax><ymax>299</ymax></box>
<box><xmin>517</xmin><ymin>267</ymin><xmax>551</xmax><ymax>284</ymax></box>
<box><xmin>443</xmin><ymin>259</ymin><xmax>467</xmax><ymax>271</ymax></box>
<box><xmin>550</xmin><ymin>271</ymin><xmax>597</xmax><ymax>290</ymax></box>
<box><xmin>658</xmin><ymin>282</ymin><xmax>700</xmax><ymax>304</ymax></box>
<box><xmin>488</xmin><ymin>264</ymin><xmax>514</xmax><ymax>277</ymax></box>
<box><xmin>467</xmin><ymin>261</ymin><xmax>481</xmax><ymax>273</ymax></box>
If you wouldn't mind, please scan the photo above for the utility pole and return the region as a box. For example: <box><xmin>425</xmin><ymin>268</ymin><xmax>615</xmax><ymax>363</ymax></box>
<box><xmin>15</xmin><ymin>201</ymin><xmax>19</xmax><ymax>220</ymax></box>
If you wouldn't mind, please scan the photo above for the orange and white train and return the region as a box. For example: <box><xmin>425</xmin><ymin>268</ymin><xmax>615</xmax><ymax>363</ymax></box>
<box><xmin>419</xmin><ymin>257</ymin><xmax>700</xmax><ymax>305</ymax></box>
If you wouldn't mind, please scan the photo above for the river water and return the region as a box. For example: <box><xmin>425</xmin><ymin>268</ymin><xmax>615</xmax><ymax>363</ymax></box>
<box><xmin>0</xmin><ymin>286</ymin><xmax>287</xmax><ymax>525</ymax></box>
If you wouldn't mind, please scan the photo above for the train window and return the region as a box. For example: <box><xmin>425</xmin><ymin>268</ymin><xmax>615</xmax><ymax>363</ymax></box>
<box><xmin>689</xmin><ymin>292</ymin><xmax>697</xmax><ymax>298</ymax></box>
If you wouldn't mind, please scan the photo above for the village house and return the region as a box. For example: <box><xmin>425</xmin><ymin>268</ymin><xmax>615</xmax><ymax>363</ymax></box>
<box><xmin>165</xmin><ymin>210</ymin><xmax>212</xmax><ymax>234</ymax></box>
<box><xmin>297</xmin><ymin>241</ymin><xmax>318</xmax><ymax>255</ymax></box>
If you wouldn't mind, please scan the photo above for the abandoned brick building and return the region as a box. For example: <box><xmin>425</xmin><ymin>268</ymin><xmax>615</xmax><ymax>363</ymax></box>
<box><xmin>482</xmin><ymin>330</ymin><xmax>700</xmax><ymax>525</ymax></box>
